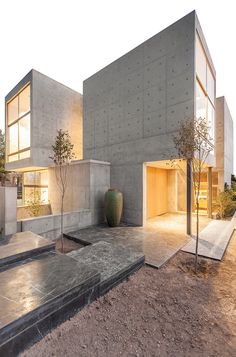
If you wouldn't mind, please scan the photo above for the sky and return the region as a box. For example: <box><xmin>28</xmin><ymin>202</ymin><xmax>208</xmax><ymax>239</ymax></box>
<box><xmin>0</xmin><ymin>0</ymin><xmax>235</xmax><ymax>171</ymax></box>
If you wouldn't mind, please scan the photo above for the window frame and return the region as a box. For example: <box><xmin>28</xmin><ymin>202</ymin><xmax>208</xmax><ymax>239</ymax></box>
<box><xmin>7</xmin><ymin>83</ymin><xmax>31</xmax><ymax>162</ymax></box>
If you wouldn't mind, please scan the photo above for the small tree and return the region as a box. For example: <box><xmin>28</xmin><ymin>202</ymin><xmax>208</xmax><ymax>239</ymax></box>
<box><xmin>173</xmin><ymin>117</ymin><xmax>214</xmax><ymax>272</ymax></box>
<box><xmin>49</xmin><ymin>130</ymin><xmax>75</xmax><ymax>252</ymax></box>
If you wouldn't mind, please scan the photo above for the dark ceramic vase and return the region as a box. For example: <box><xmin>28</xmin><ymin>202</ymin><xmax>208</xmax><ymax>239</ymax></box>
<box><xmin>105</xmin><ymin>189</ymin><xmax>123</xmax><ymax>227</ymax></box>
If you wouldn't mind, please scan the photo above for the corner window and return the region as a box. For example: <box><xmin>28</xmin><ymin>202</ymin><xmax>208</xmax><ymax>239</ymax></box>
<box><xmin>195</xmin><ymin>33</ymin><xmax>215</xmax><ymax>147</ymax></box>
<box><xmin>207</xmin><ymin>66</ymin><xmax>215</xmax><ymax>105</ymax></box>
<box><xmin>7</xmin><ymin>84</ymin><xmax>31</xmax><ymax>162</ymax></box>
<box><xmin>196</xmin><ymin>82</ymin><xmax>207</xmax><ymax>120</ymax></box>
<box><xmin>196</xmin><ymin>34</ymin><xmax>207</xmax><ymax>90</ymax></box>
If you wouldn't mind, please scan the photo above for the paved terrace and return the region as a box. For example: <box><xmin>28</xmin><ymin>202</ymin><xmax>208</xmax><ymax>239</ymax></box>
<box><xmin>0</xmin><ymin>232</ymin><xmax>144</xmax><ymax>356</ymax></box>
<box><xmin>65</xmin><ymin>213</ymin><xmax>211</xmax><ymax>268</ymax></box>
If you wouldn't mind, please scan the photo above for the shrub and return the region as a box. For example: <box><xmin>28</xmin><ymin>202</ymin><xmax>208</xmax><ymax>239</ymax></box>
<box><xmin>26</xmin><ymin>191</ymin><xmax>42</xmax><ymax>217</ymax></box>
<box><xmin>214</xmin><ymin>190</ymin><xmax>236</xmax><ymax>219</ymax></box>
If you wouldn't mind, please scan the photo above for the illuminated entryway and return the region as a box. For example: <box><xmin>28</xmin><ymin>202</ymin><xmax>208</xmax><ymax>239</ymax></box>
<box><xmin>144</xmin><ymin>160</ymin><xmax>220</xmax><ymax>234</ymax></box>
<box><xmin>144</xmin><ymin>159</ymin><xmax>187</xmax><ymax>220</ymax></box>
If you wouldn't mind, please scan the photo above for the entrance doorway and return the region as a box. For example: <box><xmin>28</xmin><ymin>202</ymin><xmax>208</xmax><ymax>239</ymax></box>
<box><xmin>146</xmin><ymin>167</ymin><xmax>168</xmax><ymax>218</ymax></box>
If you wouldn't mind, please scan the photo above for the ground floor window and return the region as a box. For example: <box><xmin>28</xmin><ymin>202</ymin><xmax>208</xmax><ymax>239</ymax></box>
<box><xmin>23</xmin><ymin>170</ymin><xmax>48</xmax><ymax>205</ymax></box>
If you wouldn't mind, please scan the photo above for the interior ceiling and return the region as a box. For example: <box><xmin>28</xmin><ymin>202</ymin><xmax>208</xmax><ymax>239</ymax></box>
<box><xmin>146</xmin><ymin>159</ymin><xmax>209</xmax><ymax>170</ymax></box>
<box><xmin>145</xmin><ymin>159</ymin><xmax>185</xmax><ymax>170</ymax></box>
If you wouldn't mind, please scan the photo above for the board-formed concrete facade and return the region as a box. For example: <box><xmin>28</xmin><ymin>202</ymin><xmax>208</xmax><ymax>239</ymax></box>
<box><xmin>83</xmin><ymin>11</ymin><xmax>217</xmax><ymax>225</ymax></box>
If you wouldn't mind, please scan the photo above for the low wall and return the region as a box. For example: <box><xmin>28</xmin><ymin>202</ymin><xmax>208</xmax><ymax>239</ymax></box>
<box><xmin>17</xmin><ymin>209</ymin><xmax>92</xmax><ymax>240</ymax></box>
<box><xmin>48</xmin><ymin>159</ymin><xmax>110</xmax><ymax>225</ymax></box>
<box><xmin>0</xmin><ymin>186</ymin><xmax>17</xmax><ymax>236</ymax></box>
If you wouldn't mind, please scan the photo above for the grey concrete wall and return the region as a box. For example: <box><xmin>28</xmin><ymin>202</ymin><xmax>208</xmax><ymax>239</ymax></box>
<box><xmin>0</xmin><ymin>187</ymin><xmax>17</xmax><ymax>236</ymax></box>
<box><xmin>5</xmin><ymin>69</ymin><xmax>83</xmax><ymax>171</ymax></box>
<box><xmin>18</xmin><ymin>209</ymin><xmax>91</xmax><ymax>240</ymax></box>
<box><xmin>48</xmin><ymin>159</ymin><xmax>110</xmax><ymax>224</ymax></box>
<box><xmin>83</xmin><ymin>12</ymin><xmax>196</xmax><ymax>224</ymax></box>
<box><xmin>215</xmin><ymin>97</ymin><xmax>234</xmax><ymax>189</ymax></box>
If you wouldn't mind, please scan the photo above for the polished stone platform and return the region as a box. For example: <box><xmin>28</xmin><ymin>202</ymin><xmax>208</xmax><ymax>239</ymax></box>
<box><xmin>68</xmin><ymin>241</ymin><xmax>144</xmax><ymax>295</ymax></box>
<box><xmin>0</xmin><ymin>231</ymin><xmax>55</xmax><ymax>268</ymax></box>
<box><xmin>0</xmin><ymin>230</ymin><xmax>145</xmax><ymax>355</ymax></box>
<box><xmin>65</xmin><ymin>216</ymin><xmax>189</xmax><ymax>268</ymax></box>
<box><xmin>0</xmin><ymin>251</ymin><xmax>100</xmax><ymax>356</ymax></box>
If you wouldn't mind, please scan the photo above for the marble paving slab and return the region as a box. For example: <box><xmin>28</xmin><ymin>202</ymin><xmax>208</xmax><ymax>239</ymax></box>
<box><xmin>0</xmin><ymin>231</ymin><xmax>55</xmax><ymax>267</ymax></box>
<box><xmin>66</xmin><ymin>221</ymin><xmax>188</xmax><ymax>268</ymax></box>
<box><xmin>182</xmin><ymin>214</ymin><xmax>236</xmax><ymax>260</ymax></box>
<box><xmin>0</xmin><ymin>252</ymin><xmax>100</xmax><ymax>350</ymax></box>
<box><xmin>68</xmin><ymin>241</ymin><xmax>144</xmax><ymax>294</ymax></box>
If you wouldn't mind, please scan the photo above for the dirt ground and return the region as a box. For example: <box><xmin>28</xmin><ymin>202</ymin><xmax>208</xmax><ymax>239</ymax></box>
<box><xmin>22</xmin><ymin>233</ymin><xmax>236</xmax><ymax>357</ymax></box>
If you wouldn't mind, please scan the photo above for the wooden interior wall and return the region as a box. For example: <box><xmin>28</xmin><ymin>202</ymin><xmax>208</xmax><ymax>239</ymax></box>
<box><xmin>177</xmin><ymin>170</ymin><xmax>187</xmax><ymax>211</ymax></box>
<box><xmin>146</xmin><ymin>167</ymin><xmax>167</xmax><ymax>218</ymax></box>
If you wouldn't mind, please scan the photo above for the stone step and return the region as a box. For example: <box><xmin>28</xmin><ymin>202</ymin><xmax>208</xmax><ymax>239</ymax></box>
<box><xmin>0</xmin><ymin>231</ymin><xmax>55</xmax><ymax>269</ymax></box>
<box><xmin>0</xmin><ymin>251</ymin><xmax>100</xmax><ymax>356</ymax></box>
<box><xmin>68</xmin><ymin>241</ymin><xmax>145</xmax><ymax>295</ymax></box>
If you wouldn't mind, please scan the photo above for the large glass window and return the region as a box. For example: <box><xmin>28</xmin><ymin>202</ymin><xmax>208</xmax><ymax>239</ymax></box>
<box><xmin>196</xmin><ymin>34</ymin><xmax>207</xmax><ymax>90</ymax></box>
<box><xmin>9</xmin><ymin>123</ymin><xmax>18</xmax><ymax>153</ymax></box>
<box><xmin>207</xmin><ymin>100</ymin><xmax>215</xmax><ymax>142</ymax></box>
<box><xmin>19</xmin><ymin>85</ymin><xmax>30</xmax><ymax>117</ymax></box>
<box><xmin>195</xmin><ymin>32</ymin><xmax>215</xmax><ymax>147</ymax></box>
<box><xmin>8</xmin><ymin>97</ymin><xmax>18</xmax><ymax>124</ymax></box>
<box><xmin>19</xmin><ymin>114</ymin><xmax>30</xmax><ymax>150</ymax></box>
<box><xmin>196</xmin><ymin>82</ymin><xmax>207</xmax><ymax>120</ymax></box>
<box><xmin>7</xmin><ymin>84</ymin><xmax>31</xmax><ymax>162</ymax></box>
<box><xmin>207</xmin><ymin>66</ymin><xmax>215</xmax><ymax>104</ymax></box>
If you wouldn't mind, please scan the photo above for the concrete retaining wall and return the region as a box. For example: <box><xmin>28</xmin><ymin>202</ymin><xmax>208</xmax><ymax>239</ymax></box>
<box><xmin>48</xmin><ymin>159</ymin><xmax>110</xmax><ymax>225</ymax></box>
<box><xmin>0</xmin><ymin>187</ymin><xmax>17</xmax><ymax>236</ymax></box>
<box><xmin>17</xmin><ymin>209</ymin><xmax>92</xmax><ymax>240</ymax></box>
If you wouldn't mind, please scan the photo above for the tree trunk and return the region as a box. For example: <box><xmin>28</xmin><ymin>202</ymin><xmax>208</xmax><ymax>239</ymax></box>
<box><xmin>60</xmin><ymin>192</ymin><xmax>64</xmax><ymax>253</ymax></box>
<box><xmin>195</xmin><ymin>200</ymin><xmax>199</xmax><ymax>273</ymax></box>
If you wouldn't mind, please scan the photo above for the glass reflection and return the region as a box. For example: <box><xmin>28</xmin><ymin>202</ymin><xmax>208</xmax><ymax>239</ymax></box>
<box><xmin>19</xmin><ymin>85</ymin><xmax>30</xmax><ymax>118</ymax></box>
<box><xmin>19</xmin><ymin>114</ymin><xmax>30</xmax><ymax>150</ymax></box>
<box><xmin>196</xmin><ymin>82</ymin><xmax>207</xmax><ymax>120</ymax></box>
<box><xmin>196</xmin><ymin>34</ymin><xmax>207</xmax><ymax>89</ymax></box>
<box><xmin>7</xmin><ymin>84</ymin><xmax>31</xmax><ymax>162</ymax></box>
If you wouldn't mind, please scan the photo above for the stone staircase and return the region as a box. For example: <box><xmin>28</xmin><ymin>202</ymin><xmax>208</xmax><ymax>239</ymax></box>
<box><xmin>0</xmin><ymin>231</ymin><xmax>144</xmax><ymax>356</ymax></box>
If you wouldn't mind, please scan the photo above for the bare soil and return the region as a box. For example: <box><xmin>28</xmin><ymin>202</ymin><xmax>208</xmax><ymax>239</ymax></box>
<box><xmin>22</xmin><ymin>233</ymin><xmax>236</xmax><ymax>357</ymax></box>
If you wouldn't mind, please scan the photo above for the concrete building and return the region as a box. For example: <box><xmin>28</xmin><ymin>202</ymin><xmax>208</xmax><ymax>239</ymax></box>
<box><xmin>83</xmin><ymin>10</ymin><xmax>230</xmax><ymax>228</ymax></box>
<box><xmin>5</xmin><ymin>69</ymin><xmax>83</xmax><ymax>206</ymax></box>
<box><xmin>215</xmin><ymin>96</ymin><xmax>234</xmax><ymax>189</ymax></box>
<box><xmin>3</xmin><ymin>11</ymin><xmax>234</xmax><ymax>236</ymax></box>
<box><xmin>4</xmin><ymin>70</ymin><xmax>109</xmax><ymax>235</ymax></box>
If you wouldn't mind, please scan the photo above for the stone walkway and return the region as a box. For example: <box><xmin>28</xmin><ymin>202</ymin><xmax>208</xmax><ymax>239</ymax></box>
<box><xmin>182</xmin><ymin>213</ymin><xmax>236</xmax><ymax>260</ymax></box>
